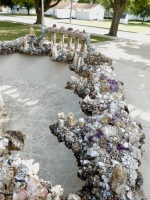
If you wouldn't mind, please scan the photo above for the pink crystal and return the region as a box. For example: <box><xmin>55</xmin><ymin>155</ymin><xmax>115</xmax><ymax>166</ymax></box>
<box><xmin>18</xmin><ymin>189</ymin><xmax>29</xmax><ymax>200</ymax></box>
<box><xmin>27</xmin><ymin>177</ymin><xmax>48</xmax><ymax>199</ymax></box>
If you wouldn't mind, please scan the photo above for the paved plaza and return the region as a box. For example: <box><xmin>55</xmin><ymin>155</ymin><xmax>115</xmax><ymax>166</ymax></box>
<box><xmin>0</xmin><ymin>15</ymin><xmax>150</xmax><ymax>198</ymax></box>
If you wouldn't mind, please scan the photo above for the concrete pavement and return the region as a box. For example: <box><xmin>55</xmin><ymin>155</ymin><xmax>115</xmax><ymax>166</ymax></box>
<box><xmin>0</xmin><ymin>14</ymin><xmax>150</xmax><ymax>198</ymax></box>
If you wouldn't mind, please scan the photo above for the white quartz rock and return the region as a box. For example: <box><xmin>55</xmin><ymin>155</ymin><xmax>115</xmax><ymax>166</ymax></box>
<box><xmin>78</xmin><ymin>118</ymin><xmax>84</xmax><ymax>128</ymax></box>
<box><xmin>0</xmin><ymin>92</ymin><xmax>4</xmax><ymax>111</ymax></box>
<box><xmin>127</xmin><ymin>191</ymin><xmax>134</xmax><ymax>199</ymax></box>
<box><xmin>52</xmin><ymin>45</ymin><xmax>58</xmax><ymax>59</ymax></box>
<box><xmin>90</xmin><ymin>150</ymin><xmax>98</xmax><ymax>157</ymax></box>
<box><xmin>58</xmin><ymin>119</ymin><xmax>65</xmax><ymax>128</ymax></box>
<box><xmin>67</xmin><ymin>193</ymin><xmax>81</xmax><ymax>200</ymax></box>
<box><xmin>98</xmin><ymin>162</ymin><xmax>105</xmax><ymax>167</ymax></box>
<box><xmin>83</xmin><ymin>160</ymin><xmax>90</xmax><ymax>165</ymax></box>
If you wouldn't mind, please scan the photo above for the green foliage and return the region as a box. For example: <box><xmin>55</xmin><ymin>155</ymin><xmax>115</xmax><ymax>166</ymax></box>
<box><xmin>12</xmin><ymin>0</ymin><xmax>35</xmax><ymax>8</ymax></box>
<box><xmin>78</xmin><ymin>0</ymin><xmax>110</xmax><ymax>6</ymax></box>
<box><xmin>128</xmin><ymin>0</ymin><xmax>150</xmax><ymax>22</ymax></box>
<box><xmin>12</xmin><ymin>0</ymin><xmax>35</xmax><ymax>14</ymax></box>
<box><xmin>1</xmin><ymin>0</ymin><xmax>15</xmax><ymax>9</ymax></box>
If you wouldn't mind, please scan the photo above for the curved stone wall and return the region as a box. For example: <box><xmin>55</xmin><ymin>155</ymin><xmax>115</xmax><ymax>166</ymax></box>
<box><xmin>0</xmin><ymin>26</ymin><xmax>146</xmax><ymax>200</ymax></box>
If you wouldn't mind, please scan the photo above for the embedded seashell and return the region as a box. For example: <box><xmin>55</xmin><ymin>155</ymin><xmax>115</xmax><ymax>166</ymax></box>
<box><xmin>78</xmin><ymin>118</ymin><xmax>84</xmax><ymax>128</ymax></box>
<box><xmin>66</xmin><ymin>193</ymin><xmax>81</xmax><ymax>200</ymax></box>
<box><xmin>130</xmin><ymin>170</ymin><xmax>137</xmax><ymax>187</ymax></box>
<box><xmin>114</xmin><ymin>121</ymin><xmax>121</xmax><ymax>127</ymax></box>
<box><xmin>100</xmin><ymin>77</ymin><xmax>107</xmax><ymax>83</ymax></box>
<box><xmin>67</xmin><ymin>112</ymin><xmax>75</xmax><ymax>127</ymax></box>
<box><xmin>102</xmin><ymin>86</ymin><xmax>110</xmax><ymax>93</ymax></box>
<box><xmin>51</xmin><ymin>45</ymin><xmax>58</xmax><ymax>59</ymax></box>
<box><xmin>73</xmin><ymin>52</ymin><xmax>78</xmax><ymax>65</ymax></box>
<box><xmin>58</xmin><ymin>112</ymin><xmax>65</xmax><ymax>119</ymax></box>
<box><xmin>0</xmin><ymin>92</ymin><xmax>4</xmax><ymax>111</ymax></box>
<box><xmin>127</xmin><ymin>191</ymin><xmax>134</xmax><ymax>199</ymax></box>
<box><xmin>58</xmin><ymin>119</ymin><xmax>65</xmax><ymax>128</ymax></box>
<box><xmin>24</xmin><ymin>37</ymin><xmax>29</xmax><ymax>50</ymax></box>
<box><xmin>80</xmin><ymin>57</ymin><xmax>84</xmax><ymax>66</ymax></box>
<box><xmin>50</xmin><ymin>185</ymin><xmax>64</xmax><ymax>198</ymax></box>
<box><xmin>78</xmin><ymin>57</ymin><xmax>81</xmax><ymax>67</ymax></box>
<box><xmin>101</xmin><ymin>116</ymin><xmax>109</xmax><ymax>124</ymax></box>
<box><xmin>99</xmin><ymin>137</ymin><xmax>107</xmax><ymax>149</ymax></box>
<box><xmin>30</xmin><ymin>27</ymin><xmax>35</xmax><ymax>35</ymax></box>
<box><xmin>88</xmin><ymin>72</ymin><xmax>93</xmax><ymax>80</ymax></box>
<box><xmin>110</xmin><ymin>164</ymin><xmax>126</xmax><ymax>195</ymax></box>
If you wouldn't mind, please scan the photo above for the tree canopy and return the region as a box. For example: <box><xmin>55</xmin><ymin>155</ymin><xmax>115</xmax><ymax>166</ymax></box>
<box><xmin>1</xmin><ymin>0</ymin><xmax>15</xmax><ymax>11</ymax></box>
<box><xmin>128</xmin><ymin>0</ymin><xmax>150</xmax><ymax>23</ymax></box>
<box><xmin>12</xmin><ymin>0</ymin><xmax>35</xmax><ymax>15</ymax></box>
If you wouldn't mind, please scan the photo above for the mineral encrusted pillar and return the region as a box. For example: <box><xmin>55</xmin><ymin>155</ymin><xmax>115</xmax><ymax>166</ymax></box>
<box><xmin>51</xmin><ymin>32</ymin><xmax>56</xmax><ymax>45</ymax></box>
<box><xmin>80</xmin><ymin>39</ymin><xmax>86</xmax><ymax>52</ymax></box>
<box><xmin>51</xmin><ymin>24</ymin><xmax>57</xmax><ymax>45</ymax></box>
<box><xmin>74</xmin><ymin>37</ymin><xmax>79</xmax><ymax>50</ymax></box>
<box><xmin>67</xmin><ymin>28</ymin><xmax>73</xmax><ymax>52</ymax></box>
<box><xmin>60</xmin><ymin>33</ymin><xmax>64</xmax><ymax>49</ymax></box>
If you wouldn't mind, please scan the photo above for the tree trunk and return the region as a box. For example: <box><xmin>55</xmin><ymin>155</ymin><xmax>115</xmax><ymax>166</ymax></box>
<box><xmin>27</xmin><ymin>8</ymin><xmax>30</xmax><ymax>15</ymax></box>
<box><xmin>108</xmin><ymin>9</ymin><xmax>122</xmax><ymax>36</ymax></box>
<box><xmin>142</xmin><ymin>16</ymin><xmax>145</xmax><ymax>24</ymax></box>
<box><xmin>34</xmin><ymin>0</ymin><xmax>61</xmax><ymax>24</ymax></box>
<box><xmin>35</xmin><ymin>7</ymin><xmax>42</xmax><ymax>24</ymax></box>
<box><xmin>107</xmin><ymin>0</ymin><xmax>128</xmax><ymax>37</ymax></box>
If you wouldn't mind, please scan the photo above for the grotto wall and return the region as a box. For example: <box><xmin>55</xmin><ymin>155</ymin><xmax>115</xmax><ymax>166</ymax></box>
<box><xmin>0</xmin><ymin>25</ymin><xmax>146</xmax><ymax>200</ymax></box>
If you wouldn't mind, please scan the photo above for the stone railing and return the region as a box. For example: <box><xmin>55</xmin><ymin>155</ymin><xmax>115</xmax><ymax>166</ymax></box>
<box><xmin>0</xmin><ymin>26</ymin><xmax>147</xmax><ymax>200</ymax></box>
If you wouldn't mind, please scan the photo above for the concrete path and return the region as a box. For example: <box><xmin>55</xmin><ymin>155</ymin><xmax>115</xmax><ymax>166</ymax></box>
<box><xmin>0</xmin><ymin>54</ymin><xmax>84</xmax><ymax>196</ymax></box>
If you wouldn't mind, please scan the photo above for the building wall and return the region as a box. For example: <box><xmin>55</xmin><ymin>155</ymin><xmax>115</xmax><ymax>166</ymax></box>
<box><xmin>13</xmin><ymin>8</ymin><xmax>36</xmax><ymax>14</ymax></box>
<box><xmin>56</xmin><ymin>9</ymin><xmax>70</xmax><ymax>18</ymax></box>
<box><xmin>0</xmin><ymin>6</ymin><xmax>7</xmax><ymax>12</ymax></box>
<box><xmin>44</xmin><ymin>8</ymin><xmax>54</xmax><ymax>15</ymax></box>
<box><xmin>76</xmin><ymin>9</ymin><xmax>89</xmax><ymax>20</ymax></box>
<box><xmin>128</xmin><ymin>14</ymin><xmax>150</xmax><ymax>21</ymax></box>
<box><xmin>89</xmin><ymin>6</ymin><xmax>104</xmax><ymax>20</ymax></box>
<box><xmin>75</xmin><ymin>6</ymin><xmax>104</xmax><ymax>20</ymax></box>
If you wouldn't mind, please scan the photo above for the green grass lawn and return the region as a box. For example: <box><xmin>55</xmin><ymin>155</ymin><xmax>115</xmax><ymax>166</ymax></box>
<box><xmin>67</xmin><ymin>19</ymin><xmax>150</xmax><ymax>33</ymax></box>
<box><xmin>0</xmin><ymin>21</ymin><xmax>112</xmax><ymax>42</ymax></box>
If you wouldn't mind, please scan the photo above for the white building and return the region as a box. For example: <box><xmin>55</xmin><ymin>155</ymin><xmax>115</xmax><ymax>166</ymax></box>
<box><xmin>5</xmin><ymin>2</ymin><xmax>105</xmax><ymax>20</ymax></box>
<box><xmin>72</xmin><ymin>3</ymin><xmax>105</xmax><ymax>20</ymax></box>
<box><xmin>45</xmin><ymin>2</ymin><xmax>76</xmax><ymax>19</ymax></box>
<box><xmin>0</xmin><ymin>6</ymin><xmax>7</xmax><ymax>12</ymax></box>
<box><xmin>128</xmin><ymin>14</ymin><xmax>150</xmax><ymax>21</ymax></box>
<box><xmin>13</xmin><ymin>7</ymin><xmax>36</xmax><ymax>15</ymax></box>
<box><xmin>119</xmin><ymin>13</ymin><xmax>129</xmax><ymax>24</ymax></box>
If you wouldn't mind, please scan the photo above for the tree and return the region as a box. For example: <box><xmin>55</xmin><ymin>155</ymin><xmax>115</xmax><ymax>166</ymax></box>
<box><xmin>12</xmin><ymin>0</ymin><xmax>35</xmax><ymax>15</ymax></box>
<box><xmin>129</xmin><ymin>0</ymin><xmax>150</xmax><ymax>23</ymax></box>
<box><xmin>79</xmin><ymin>0</ymin><xmax>129</xmax><ymax>36</ymax></box>
<box><xmin>34</xmin><ymin>0</ymin><xmax>61</xmax><ymax>24</ymax></box>
<box><xmin>1</xmin><ymin>0</ymin><xmax>15</xmax><ymax>13</ymax></box>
